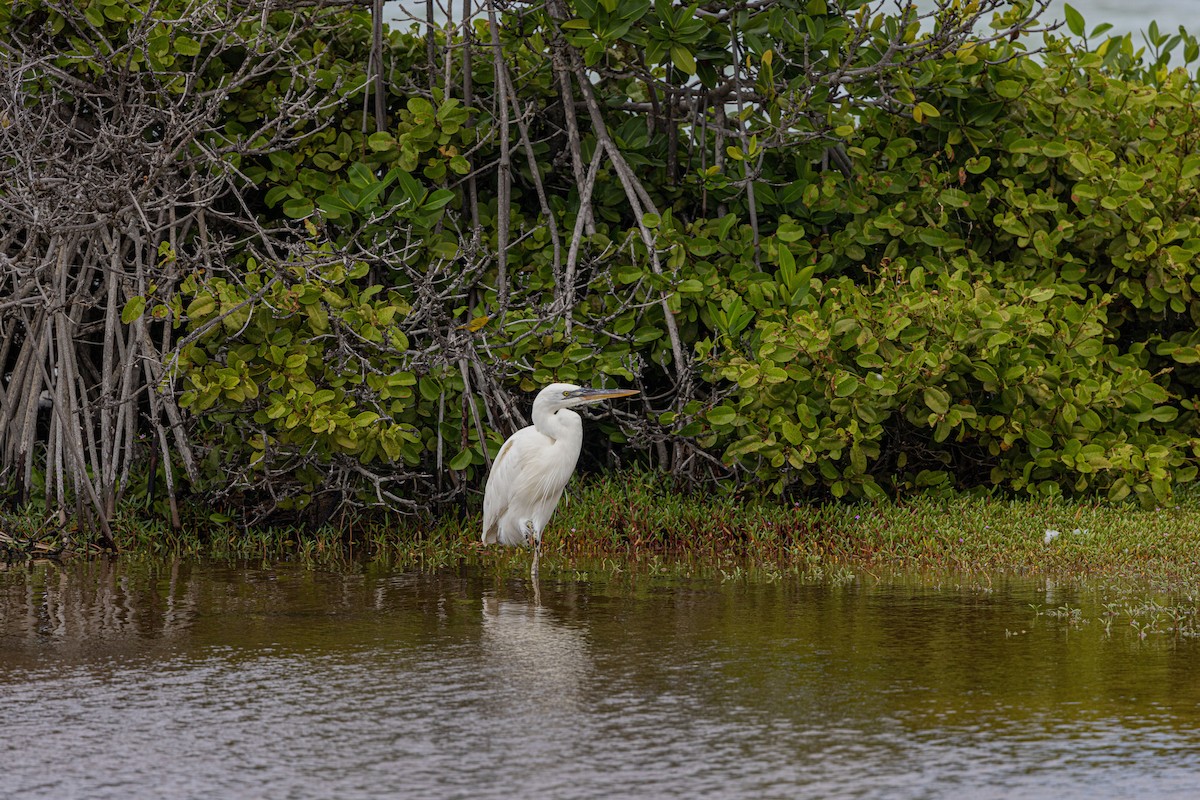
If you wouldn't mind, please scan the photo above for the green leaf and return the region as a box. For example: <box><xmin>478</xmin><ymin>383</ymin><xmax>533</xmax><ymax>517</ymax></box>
<box><xmin>1026</xmin><ymin>428</ymin><xmax>1053</xmax><ymax>449</ymax></box>
<box><xmin>174</xmin><ymin>35</ymin><xmax>201</xmax><ymax>56</ymax></box>
<box><xmin>1117</xmin><ymin>172</ymin><xmax>1145</xmax><ymax>192</ymax></box>
<box><xmin>264</xmin><ymin>186</ymin><xmax>291</xmax><ymax>207</ymax></box>
<box><xmin>707</xmin><ymin>405</ymin><xmax>737</xmax><ymax>426</ymax></box>
<box><xmin>423</xmin><ymin>189</ymin><xmax>455</xmax><ymax>210</ymax></box>
<box><xmin>855</xmin><ymin>352</ymin><xmax>886</xmax><ymax>369</ymax></box>
<box><xmin>185</xmin><ymin>294</ymin><xmax>216</xmax><ymax>319</ymax></box>
<box><xmin>121</xmin><ymin>296</ymin><xmax>146</xmax><ymax>324</ymax></box>
<box><xmin>316</xmin><ymin>193</ymin><xmax>352</xmax><ymax>218</ymax></box>
<box><xmin>850</xmin><ymin>444</ymin><xmax>867</xmax><ymax>474</ymax></box>
<box><xmin>367</xmin><ymin>132</ymin><xmax>396</xmax><ymax>151</ymax></box>
<box><xmin>450</xmin><ymin>449</ymin><xmax>473</xmax><ymax>470</ymax></box>
<box><xmin>419</xmin><ymin>378</ymin><xmax>442</xmax><ymax>402</ymax></box>
<box><xmin>430</xmin><ymin>239</ymin><xmax>459</xmax><ymax>260</ymax></box>
<box><xmin>994</xmin><ymin>80</ymin><xmax>1022</xmax><ymax>99</ymax></box>
<box><xmin>834</xmin><ymin>374</ymin><xmax>859</xmax><ymax>398</ymax></box>
<box><xmin>347</xmin><ymin>162</ymin><xmax>374</xmax><ymax>189</ymax></box>
<box><xmin>616</xmin><ymin>265</ymin><xmax>642</xmax><ymax>284</ymax></box>
<box><xmin>965</xmin><ymin>156</ymin><xmax>991</xmax><ymax>174</ymax></box>
<box><xmin>407</xmin><ymin>97</ymin><xmax>434</xmax><ymax>116</ymax></box>
<box><xmin>923</xmin><ymin>387</ymin><xmax>950</xmax><ymax>416</ymax></box>
<box><xmin>776</xmin><ymin>221</ymin><xmax>805</xmax><ymax>242</ymax></box>
<box><xmin>939</xmin><ymin>188</ymin><xmax>971</xmax><ymax>209</ymax></box>
<box><xmin>1146</xmin><ymin>406</ymin><xmax>1179</xmax><ymax>423</ymax></box>
<box><xmin>918</xmin><ymin>229</ymin><xmax>952</xmax><ymax>248</ymax></box>
<box><xmin>782</xmin><ymin>421</ymin><xmax>804</xmax><ymax>445</ymax></box>
<box><xmin>282</xmin><ymin>198</ymin><xmax>314</xmax><ymax>219</ymax></box>
<box><xmin>1063</xmin><ymin>3</ymin><xmax>1085</xmax><ymax>37</ymax></box>
<box><xmin>634</xmin><ymin>326</ymin><xmax>662</xmax><ymax>343</ymax></box>
<box><xmin>670</xmin><ymin>45</ymin><xmax>696</xmax><ymax>75</ymax></box>
<box><xmin>395</xmin><ymin>171</ymin><xmax>424</xmax><ymax>204</ymax></box>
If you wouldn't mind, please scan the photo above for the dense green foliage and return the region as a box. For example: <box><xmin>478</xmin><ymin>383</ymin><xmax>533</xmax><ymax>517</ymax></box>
<box><xmin>700</xmin><ymin>33</ymin><xmax>1200</xmax><ymax>503</ymax></box>
<box><xmin>5</xmin><ymin>0</ymin><xmax>1200</xmax><ymax>526</ymax></box>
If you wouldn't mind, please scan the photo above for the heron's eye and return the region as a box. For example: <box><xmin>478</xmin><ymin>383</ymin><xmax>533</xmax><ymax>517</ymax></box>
<box><xmin>562</xmin><ymin>391</ymin><xmax>571</xmax><ymax>397</ymax></box>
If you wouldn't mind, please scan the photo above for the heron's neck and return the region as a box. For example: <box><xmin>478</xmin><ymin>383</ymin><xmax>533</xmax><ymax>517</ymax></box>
<box><xmin>534</xmin><ymin>407</ymin><xmax>581</xmax><ymax>443</ymax></box>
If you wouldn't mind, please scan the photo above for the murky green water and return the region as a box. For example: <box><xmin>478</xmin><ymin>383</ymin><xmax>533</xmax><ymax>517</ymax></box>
<box><xmin>2</xmin><ymin>560</ymin><xmax>1199</xmax><ymax>799</ymax></box>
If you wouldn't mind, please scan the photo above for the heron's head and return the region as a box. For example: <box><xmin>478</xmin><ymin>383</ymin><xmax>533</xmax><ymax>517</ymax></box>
<box><xmin>536</xmin><ymin>383</ymin><xmax>639</xmax><ymax>413</ymax></box>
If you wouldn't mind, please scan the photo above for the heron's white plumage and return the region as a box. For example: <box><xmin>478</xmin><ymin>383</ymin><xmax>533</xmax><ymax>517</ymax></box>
<box><xmin>482</xmin><ymin>419</ymin><xmax>580</xmax><ymax>546</ymax></box>
<box><xmin>482</xmin><ymin>383</ymin><xmax>637</xmax><ymax>550</ymax></box>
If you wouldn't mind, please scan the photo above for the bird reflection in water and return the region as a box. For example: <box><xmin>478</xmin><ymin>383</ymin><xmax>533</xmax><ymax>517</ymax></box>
<box><xmin>480</xmin><ymin>590</ymin><xmax>591</xmax><ymax>715</ymax></box>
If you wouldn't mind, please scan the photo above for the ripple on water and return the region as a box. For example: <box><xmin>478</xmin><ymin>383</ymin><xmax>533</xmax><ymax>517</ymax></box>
<box><xmin>2</xmin><ymin>564</ymin><xmax>1200</xmax><ymax>799</ymax></box>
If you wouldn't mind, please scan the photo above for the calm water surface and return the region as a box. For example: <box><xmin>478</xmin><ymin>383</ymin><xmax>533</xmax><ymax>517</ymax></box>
<box><xmin>2</xmin><ymin>560</ymin><xmax>1199</xmax><ymax>799</ymax></box>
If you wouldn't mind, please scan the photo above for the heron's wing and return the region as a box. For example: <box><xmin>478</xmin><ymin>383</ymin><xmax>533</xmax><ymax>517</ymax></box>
<box><xmin>483</xmin><ymin>424</ymin><xmax>573</xmax><ymax>545</ymax></box>
<box><xmin>482</xmin><ymin>428</ymin><xmax>529</xmax><ymax>543</ymax></box>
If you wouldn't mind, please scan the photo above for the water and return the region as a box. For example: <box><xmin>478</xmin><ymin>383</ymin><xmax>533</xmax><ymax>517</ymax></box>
<box><xmin>2</xmin><ymin>560</ymin><xmax>1200</xmax><ymax>799</ymax></box>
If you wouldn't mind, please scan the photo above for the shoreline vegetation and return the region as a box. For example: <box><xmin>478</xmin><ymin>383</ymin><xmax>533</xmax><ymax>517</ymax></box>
<box><xmin>5</xmin><ymin>1</ymin><xmax>1200</xmax><ymax>567</ymax></box>
<box><xmin>4</xmin><ymin>472</ymin><xmax>1199</xmax><ymax>593</ymax></box>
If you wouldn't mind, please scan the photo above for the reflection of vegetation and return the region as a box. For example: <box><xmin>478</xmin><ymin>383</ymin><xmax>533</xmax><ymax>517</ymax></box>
<box><xmin>4</xmin><ymin>558</ymin><xmax>1199</xmax><ymax>733</ymax></box>
<box><xmin>6</xmin><ymin>1</ymin><xmax>1200</xmax><ymax>542</ymax></box>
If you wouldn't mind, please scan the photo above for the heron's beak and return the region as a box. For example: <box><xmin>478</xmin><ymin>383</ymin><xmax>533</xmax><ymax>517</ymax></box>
<box><xmin>568</xmin><ymin>387</ymin><xmax>640</xmax><ymax>402</ymax></box>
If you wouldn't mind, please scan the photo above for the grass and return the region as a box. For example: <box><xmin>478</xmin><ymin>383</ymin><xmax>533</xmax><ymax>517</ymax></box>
<box><xmin>546</xmin><ymin>472</ymin><xmax>1200</xmax><ymax>590</ymax></box>
<box><xmin>4</xmin><ymin>470</ymin><xmax>1200</xmax><ymax>591</ymax></box>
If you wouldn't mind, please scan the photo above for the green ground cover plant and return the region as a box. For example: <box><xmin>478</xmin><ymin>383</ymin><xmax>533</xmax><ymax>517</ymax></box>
<box><xmin>6</xmin><ymin>470</ymin><xmax>1199</xmax><ymax>594</ymax></box>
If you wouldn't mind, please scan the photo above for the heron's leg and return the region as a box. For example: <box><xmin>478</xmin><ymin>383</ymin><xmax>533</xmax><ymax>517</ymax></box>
<box><xmin>526</xmin><ymin>520</ymin><xmax>540</xmax><ymax>580</ymax></box>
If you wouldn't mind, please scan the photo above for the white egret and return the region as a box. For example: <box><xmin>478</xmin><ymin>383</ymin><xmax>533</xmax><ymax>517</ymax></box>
<box><xmin>482</xmin><ymin>383</ymin><xmax>639</xmax><ymax>577</ymax></box>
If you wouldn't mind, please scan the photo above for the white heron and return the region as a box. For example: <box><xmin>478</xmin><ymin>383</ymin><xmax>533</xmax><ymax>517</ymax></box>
<box><xmin>482</xmin><ymin>383</ymin><xmax>639</xmax><ymax>577</ymax></box>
